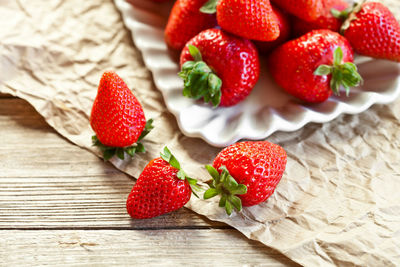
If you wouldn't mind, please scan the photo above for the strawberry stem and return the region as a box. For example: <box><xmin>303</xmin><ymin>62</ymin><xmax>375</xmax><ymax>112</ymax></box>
<box><xmin>335</xmin><ymin>0</ymin><xmax>367</xmax><ymax>33</ymax></box>
<box><xmin>160</xmin><ymin>147</ymin><xmax>202</xmax><ymax>198</ymax></box>
<box><xmin>200</xmin><ymin>0</ymin><xmax>219</xmax><ymax>14</ymax></box>
<box><xmin>179</xmin><ymin>45</ymin><xmax>222</xmax><ymax>107</ymax></box>
<box><xmin>331</xmin><ymin>7</ymin><xmax>352</xmax><ymax>21</ymax></box>
<box><xmin>314</xmin><ymin>47</ymin><xmax>362</xmax><ymax>96</ymax></box>
<box><xmin>92</xmin><ymin>119</ymin><xmax>153</xmax><ymax>161</ymax></box>
<box><xmin>92</xmin><ymin>135</ymin><xmax>145</xmax><ymax>161</ymax></box>
<box><xmin>204</xmin><ymin>165</ymin><xmax>247</xmax><ymax>215</ymax></box>
<box><xmin>138</xmin><ymin>118</ymin><xmax>154</xmax><ymax>142</ymax></box>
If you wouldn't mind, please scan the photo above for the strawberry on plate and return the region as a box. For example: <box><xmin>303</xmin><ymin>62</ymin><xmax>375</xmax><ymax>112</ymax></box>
<box><xmin>271</xmin><ymin>0</ymin><xmax>324</xmax><ymax>22</ymax></box>
<box><xmin>90</xmin><ymin>71</ymin><xmax>153</xmax><ymax>160</ymax></box>
<box><xmin>292</xmin><ymin>0</ymin><xmax>349</xmax><ymax>37</ymax></box>
<box><xmin>254</xmin><ymin>5</ymin><xmax>291</xmax><ymax>54</ymax></box>
<box><xmin>268</xmin><ymin>29</ymin><xmax>362</xmax><ymax>103</ymax></box>
<box><xmin>127</xmin><ymin>147</ymin><xmax>200</xmax><ymax>219</ymax></box>
<box><xmin>179</xmin><ymin>28</ymin><xmax>260</xmax><ymax>107</ymax></box>
<box><xmin>165</xmin><ymin>0</ymin><xmax>217</xmax><ymax>51</ymax></box>
<box><xmin>339</xmin><ymin>1</ymin><xmax>400</xmax><ymax>62</ymax></box>
<box><xmin>204</xmin><ymin>141</ymin><xmax>287</xmax><ymax>215</ymax></box>
<box><xmin>200</xmin><ymin>0</ymin><xmax>280</xmax><ymax>41</ymax></box>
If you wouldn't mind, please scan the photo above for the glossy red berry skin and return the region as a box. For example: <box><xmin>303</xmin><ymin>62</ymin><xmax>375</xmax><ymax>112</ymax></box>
<box><xmin>271</xmin><ymin>0</ymin><xmax>324</xmax><ymax>22</ymax></box>
<box><xmin>254</xmin><ymin>6</ymin><xmax>291</xmax><ymax>54</ymax></box>
<box><xmin>216</xmin><ymin>0</ymin><xmax>280</xmax><ymax>42</ymax></box>
<box><xmin>126</xmin><ymin>157</ymin><xmax>191</xmax><ymax>219</ymax></box>
<box><xmin>343</xmin><ymin>2</ymin><xmax>400</xmax><ymax>62</ymax></box>
<box><xmin>292</xmin><ymin>0</ymin><xmax>348</xmax><ymax>36</ymax></box>
<box><xmin>180</xmin><ymin>29</ymin><xmax>260</xmax><ymax>107</ymax></box>
<box><xmin>213</xmin><ymin>141</ymin><xmax>287</xmax><ymax>207</ymax></box>
<box><xmin>268</xmin><ymin>30</ymin><xmax>354</xmax><ymax>103</ymax></box>
<box><xmin>165</xmin><ymin>0</ymin><xmax>217</xmax><ymax>51</ymax></box>
<box><xmin>90</xmin><ymin>71</ymin><xmax>146</xmax><ymax>147</ymax></box>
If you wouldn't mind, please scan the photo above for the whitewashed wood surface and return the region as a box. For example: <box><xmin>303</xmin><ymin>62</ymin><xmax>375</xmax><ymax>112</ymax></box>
<box><xmin>0</xmin><ymin>94</ymin><xmax>297</xmax><ymax>266</ymax></box>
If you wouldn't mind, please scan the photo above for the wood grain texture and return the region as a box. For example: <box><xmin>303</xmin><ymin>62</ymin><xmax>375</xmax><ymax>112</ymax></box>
<box><xmin>0</xmin><ymin>230</ymin><xmax>298</xmax><ymax>266</ymax></box>
<box><xmin>0</xmin><ymin>98</ymin><xmax>296</xmax><ymax>266</ymax></box>
<box><xmin>0</xmin><ymin>98</ymin><xmax>224</xmax><ymax>229</ymax></box>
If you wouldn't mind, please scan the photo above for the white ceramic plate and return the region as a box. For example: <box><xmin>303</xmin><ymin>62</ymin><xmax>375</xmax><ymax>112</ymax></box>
<box><xmin>115</xmin><ymin>0</ymin><xmax>400</xmax><ymax>147</ymax></box>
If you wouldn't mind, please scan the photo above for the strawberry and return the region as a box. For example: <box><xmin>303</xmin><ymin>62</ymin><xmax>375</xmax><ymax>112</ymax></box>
<box><xmin>292</xmin><ymin>0</ymin><xmax>349</xmax><ymax>37</ymax></box>
<box><xmin>126</xmin><ymin>147</ymin><xmax>200</xmax><ymax>219</ymax></box>
<box><xmin>200</xmin><ymin>0</ymin><xmax>280</xmax><ymax>41</ymax></box>
<box><xmin>204</xmin><ymin>141</ymin><xmax>287</xmax><ymax>215</ymax></box>
<box><xmin>268</xmin><ymin>30</ymin><xmax>362</xmax><ymax>103</ymax></box>
<box><xmin>165</xmin><ymin>0</ymin><xmax>217</xmax><ymax>51</ymax></box>
<box><xmin>338</xmin><ymin>1</ymin><xmax>400</xmax><ymax>62</ymax></box>
<box><xmin>90</xmin><ymin>71</ymin><xmax>153</xmax><ymax>160</ymax></box>
<box><xmin>270</xmin><ymin>0</ymin><xmax>324</xmax><ymax>22</ymax></box>
<box><xmin>179</xmin><ymin>29</ymin><xmax>260</xmax><ymax>107</ymax></box>
<box><xmin>254</xmin><ymin>6</ymin><xmax>291</xmax><ymax>54</ymax></box>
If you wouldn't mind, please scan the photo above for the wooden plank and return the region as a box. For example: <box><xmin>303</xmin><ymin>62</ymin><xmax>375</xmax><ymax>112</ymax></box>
<box><xmin>0</xmin><ymin>98</ymin><xmax>297</xmax><ymax>266</ymax></box>
<box><xmin>0</xmin><ymin>98</ymin><xmax>224</xmax><ymax>229</ymax></box>
<box><xmin>0</xmin><ymin>230</ymin><xmax>298</xmax><ymax>266</ymax></box>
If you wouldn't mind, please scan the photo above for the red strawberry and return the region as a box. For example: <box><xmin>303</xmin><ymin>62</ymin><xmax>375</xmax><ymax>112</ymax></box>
<box><xmin>268</xmin><ymin>30</ymin><xmax>362</xmax><ymax>103</ymax></box>
<box><xmin>204</xmin><ymin>141</ymin><xmax>287</xmax><ymax>214</ymax></box>
<box><xmin>254</xmin><ymin>6</ymin><xmax>291</xmax><ymax>54</ymax></box>
<box><xmin>200</xmin><ymin>0</ymin><xmax>280</xmax><ymax>41</ymax></box>
<box><xmin>339</xmin><ymin>2</ymin><xmax>400</xmax><ymax>62</ymax></box>
<box><xmin>90</xmin><ymin>71</ymin><xmax>153</xmax><ymax>160</ymax></box>
<box><xmin>165</xmin><ymin>0</ymin><xmax>217</xmax><ymax>51</ymax></box>
<box><xmin>271</xmin><ymin>0</ymin><xmax>324</xmax><ymax>22</ymax></box>
<box><xmin>292</xmin><ymin>0</ymin><xmax>349</xmax><ymax>37</ymax></box>
<box><xmin>179</xmin><ymin>28</ymin><xmax>260</xmax><ymax>107</ymax></box>
<box><xmin>127</xmin><ymin>147</ymin><xmax>200</xmax><ymax>219</ymax></box>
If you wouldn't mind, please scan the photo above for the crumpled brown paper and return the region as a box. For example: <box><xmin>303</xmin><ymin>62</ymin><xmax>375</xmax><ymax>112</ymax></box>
<box><xmin>1</xmin><ymin>0</ymin><xmax>400</xmax><ymax>265</ymax></box>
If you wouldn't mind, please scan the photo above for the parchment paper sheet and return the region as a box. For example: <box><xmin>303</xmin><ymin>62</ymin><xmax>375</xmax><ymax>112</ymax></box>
<box><xmin>1</xmin><ymin>0</ymin><xmax>399</xmax><ymax>265</ymax></box>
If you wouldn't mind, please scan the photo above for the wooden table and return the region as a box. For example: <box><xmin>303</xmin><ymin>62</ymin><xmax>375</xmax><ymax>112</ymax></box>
<box><xmin>0</xmin><ymin>93</ymin><xmax>298</xmax><ymax>266</ymax></box>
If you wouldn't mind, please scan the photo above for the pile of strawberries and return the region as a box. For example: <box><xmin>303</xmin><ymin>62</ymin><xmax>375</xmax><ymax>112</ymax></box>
<box><xmin>87</xmin><ymin>0</ymin><xmax>400</xmax><ymax>220</ymax></box>
<box><xmin>165</xmin><ymin>0</ymin><xmax>400</xmax><ymax>105</ymax></box>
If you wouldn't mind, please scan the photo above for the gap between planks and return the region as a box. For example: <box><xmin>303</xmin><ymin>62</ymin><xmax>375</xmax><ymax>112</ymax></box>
<box><xmin>0</xmin><ymin>225</ymin><xmax>231</xmax><ymax>231</ymax></box>
<box><xmin>0</xmin><ymin>229</ymin><xmax>299</xmax><ymax>266</ymax></box>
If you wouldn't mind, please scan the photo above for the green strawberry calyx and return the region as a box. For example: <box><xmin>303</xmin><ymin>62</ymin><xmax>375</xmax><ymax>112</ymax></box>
<box><xmin>331</xmin><ymin>0</ymin><xmax>366</xmax><ymax>33</ymax></box>
<box><xmin>160</xmin><ymin>146</ymin><xmax>202</xmax><ymax>198</ymax></box>
<box><xmin>314</xmin><ymin>47</ymin><xmax>363</xmax><ymax>96</ymax></box>
<box><xmin>330</xmin><ymin>5</ymin><xmax>354</xmax><ymax>21</ymax></box>
<box><xmin>203</xmin><ymin>165</ymin><xmax>247</xmax><ymax>216</ymax></box>
<box><xmin>200</xmin><ymin>0</ymin><xmax>219</xmax><ymax>14</ymax></box>
<box><xmin>178</xmin><ymin>45</ymin><xmax>222</xmax><ymax>107</ymax></box>
<box><xmin>92</xmin><ymin>118</ymin><xmax>154</xmax><ymax>161</ymax></box>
